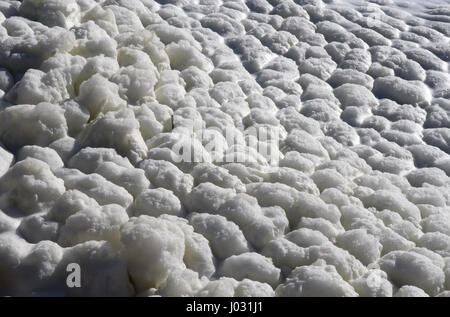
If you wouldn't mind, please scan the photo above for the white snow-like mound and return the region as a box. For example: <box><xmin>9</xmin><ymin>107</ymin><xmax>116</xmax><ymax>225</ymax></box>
<box><xmin>1</xmin><ymin>0</ymin><xmax>450</xmax><ymax>297</ymax></box>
